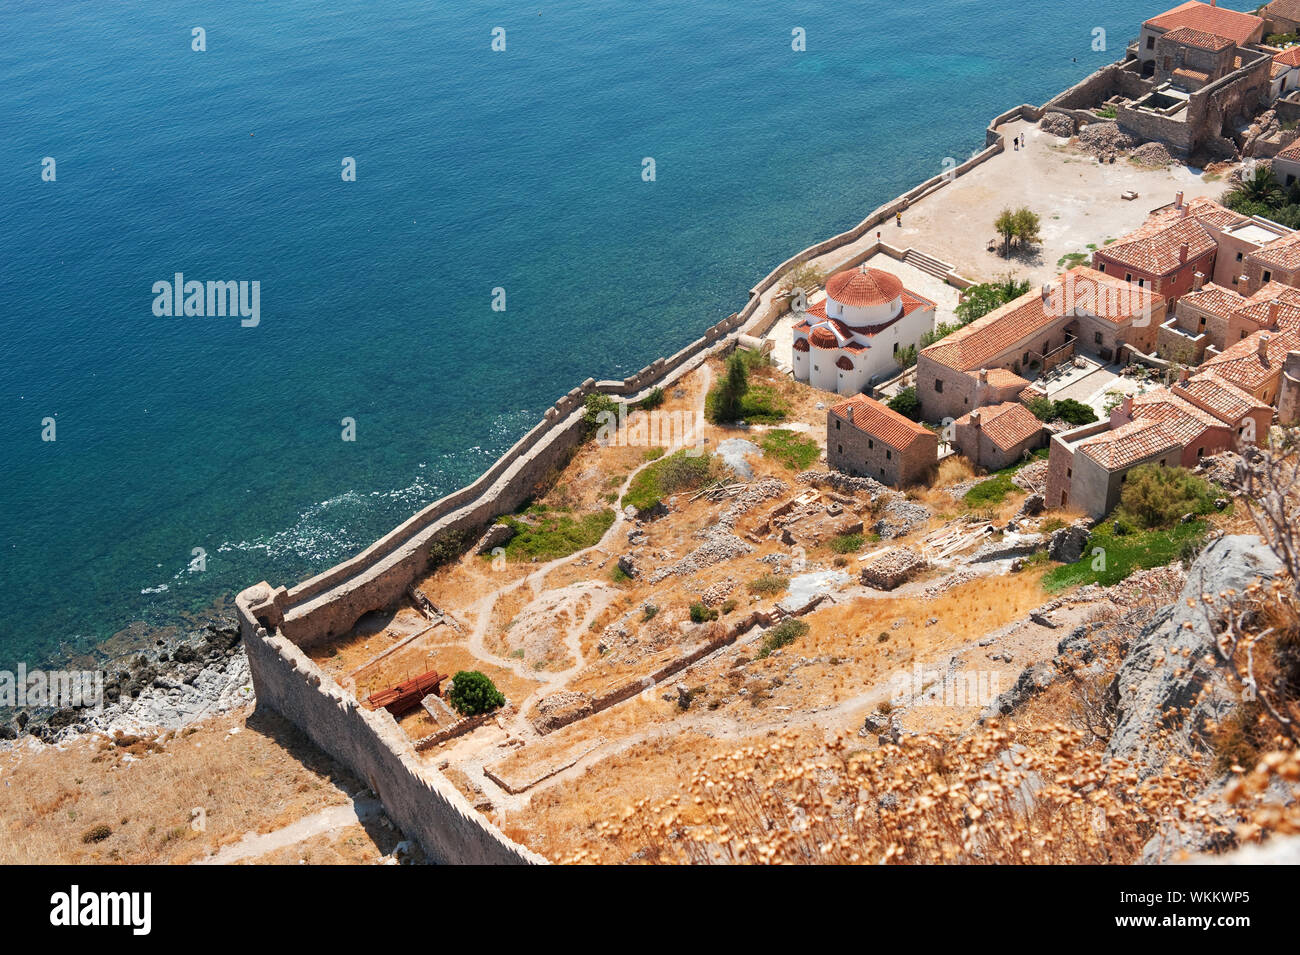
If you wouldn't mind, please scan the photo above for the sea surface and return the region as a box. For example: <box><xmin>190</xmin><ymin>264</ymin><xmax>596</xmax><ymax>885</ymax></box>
<box><xmin>0</xmin><ymin>0</ymin><xmax>1254</xmax><ymax>665</ymax></box>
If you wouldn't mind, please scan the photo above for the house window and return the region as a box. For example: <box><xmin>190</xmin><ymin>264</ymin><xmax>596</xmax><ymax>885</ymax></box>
<box><xmin>835</xmin><ymin>419</ymin><xmax>840</xmax><ymax>430</ymax></box>
<box><xmin>1236</xmin><ymin>252</ymin><xmax>1244</xmax><ymax>262</ymax></box>
<box><xmin>934</xmin><ymin>379</ymin><xmax>943</xmax><ymax>393</ymax></box>
<box><xmin>886</xmin><ymin>449</ymin><xmax>893</xmax><ymax>460</ymax></box>
<box><xmin>1094</xmin><ymin>331</ymin><xmax>1103</xmax><ymax>345</ymax></box>
<box><xmin>837</xmin><ymin>444</ymin><xmax>843</xmax><ymax>454</ymax></box>
<box><xmin>1198</xmin><ymin>316</ymin><xmax>1206</xmax><ymax>328</ymax></box>
<box><xmin>1066</xmin><ymin>467</ymin><xmax>1072</xmax><ymax>479</ymax></box>
<box><xmin>1023</xmin><ymin>351</ymin><xmax>1030</xmax><ymax>365</ymax></box>
<box><xmin>893</xmin><ymin>341</ymin><xmax>899</xmax><ymax>354</ymax></box>
<box><xmin>1125</xmin><ymin>273</ymin><xmax>1133</xmax><ymax>282</ymax></box>
<box><xmin>868</xmin><ymin>439</ymin><xmax>874</xmax><ymax>449</ymax></box>
<box><xmin>1264</xmin><ymin>271</ymin><xmax>1272</xmax><ymax>283</ymax></box>
<box><xmin>1137</xmin><ymin>278</ymin><xmax>1145</xmax><ymax>288</ymax></box>
<box><xmin>1146</xmin><ymin>35</ymin><xmax>1155</xmax><ymax>50</ymax></box>
<box><xmin>1196</xmin><ymin>447</ymin><xmax>1204</xmax><ymax>459</ymax></box>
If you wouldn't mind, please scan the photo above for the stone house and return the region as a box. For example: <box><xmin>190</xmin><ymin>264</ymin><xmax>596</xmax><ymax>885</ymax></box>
<box><xmin>1114</xmin><ymin>388</ymin><xmax>1235</xmax><ymax>466</ymax></box>
<box><xmin>827</xmin><ymin>394</ymin><xmax>937</xmax><ymax>488</ymax></box>
<box><xmin>1044</xmin><ymin>418</ymin><xmax>1184</xmax><ymax>518</ymax></box>
<box><xmin>1153</xmin><ymin>26</ymin><xmax>1239</xmax><ymax>90</ymax></box>
<box><xmin>1173</xmin><ymin>371</ymin><xmax>1277</xmax><ymax>443</ymax></box>
<box><xmin>1262</xmin><ymin>0</ymin><xmax>1300</xmax><ymax>37</ymax></box>
<box><xmin>917</xmin><ymin>267</ymin><xmax>1164</xmax><ymax>421</ymax></box>
<box><xmin>1158</xmin><ymin>280</ymin><xmax>1300</xmax><ymax>361</ymax></box>
<box><xmin>1197</xmin><ymin>327</ymin><xmax>1300</xmax><ymax>402</ymax></box>
<box><xmin>1270</xmin><ymin>135</ymin><xmax>1300</xmax><ymax>187</ymax></box>
<box><xmin>1137</xmin><ymin>2</ymin><xmax>1264</xmax><ymax>78</ymax></box>
<box><xmin>952</xmin><ymin>401</ymin><xmax>1045</xmax><ymax>472</ymax></box>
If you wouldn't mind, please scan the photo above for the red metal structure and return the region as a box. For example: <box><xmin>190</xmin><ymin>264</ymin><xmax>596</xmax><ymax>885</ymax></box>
<box><xmin>363</xmin><ymin>668</ymin><xmax>446</xmax><ymax>716</ymax></box>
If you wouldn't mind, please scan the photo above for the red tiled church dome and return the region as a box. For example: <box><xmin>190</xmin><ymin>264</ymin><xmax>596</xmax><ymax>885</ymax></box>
<box><xmin>809</xmin><ymin>323</ymin><xmax>838</xmax><ymax>348</ymax></box>
<box><xmin>825</xmin><ymin>267</ymin><xmax>903</xmax><ymax>308</ymax></box>
<box><xmin>792</xmin><ymin>337</ymin><xmax>810</xmax><ymax>352</ymax></box>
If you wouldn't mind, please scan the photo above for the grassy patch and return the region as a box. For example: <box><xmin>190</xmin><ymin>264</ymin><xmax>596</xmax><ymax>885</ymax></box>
<box><xmin>747</xmin><ymin>574</ymin><xmax>789</xmax><ymax>597</ymax></box>
<box><xmin>963</xmin><ymin>472</ymin><xmax>1017</xmax><ymax>509</ymax></box>
<box><xmin>497</xmin><ymin>509</ymin><xmax>615</xmax><ymax>562</ymax></box>
<box><xmin>760</xmin><ymin>429</ymin><xmax>820</xmax><ymax>471</ymax></box>
<box><xmin>1056</xmin><ymin>251</ymin><xmax>1090</xmax><ymax>269</ymax></box>
<box><xmin>1042</xmin><ymin>519</ymin><xmax>1208</xmax><ymax>591</ymax></box>
<box><xmin>622</xmin><ymin>450</ymin><xmax>716</xmax><ymax>512</ymax></box>
<box><xmin>830</xmin><ymin>532</ymin><xmax>865</xmax><ymax>554</ymax></box>
<box><xmin>757</xmin><ymin>619</ymin><xmax>809</xmax><ymax>659</ymax></box>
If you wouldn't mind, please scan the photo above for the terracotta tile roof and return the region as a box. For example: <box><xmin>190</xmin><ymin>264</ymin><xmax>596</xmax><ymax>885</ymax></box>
<box><xmin>1172</xmin><ymin>67</ymin><xmax>1211</xmax><ymax>85</ymax></box>
<box><xmin>809</xmin><ymin>323</ymin><xmax>839</xmax><ymax>349</ymax></box>
<box><xmin>1180</xmin><ymin>283</ymin><xmax>1247</xmax><ymax>319</ymax></box>
<box><xmin>958</xmin><ymin>401</ymin><xmax>1043</xmax><ymax>452</ymax></box>
<box><xmin>1266</xmin><ymin>0</ymin><xmax>1300</xmax><ymax>23</ymax></box>
<box><xmin>1232</xmin><ymin>295</ymin><xmax>1300</xmax><ymax>331</ymax></box>
<box><xmin>1130</xmin><ymin>388</ymin><xmax>1229</xmax><ymax>445</ymax></box>
<box><xmin>1273</xmin><ymin>61</ymin><xmax>1292</xmax><ymax>79</ymax></box>
<box><xmin>830</xmin><ymin>394</ymin><xmax>934</xmax><ymax>451</ymax></box>
<box><xmin>1174</xmin><ymin>372</ymin><xmax>1272</xmax><ymax>423</ymax></box>
<box><xmin>1077</xmin><ymin>418</ymin><xmax>1181</xmax><ymax>470</ymax></box>
<box><xmin>921</xmin><ymin>267</ymin><xmax>1158</xmax><ymax>372</ymax></box>
<box><xmin>1248</xmin><ymin>231</ymin><xmax>1300</xmax><ymax>271</ymax></box>
<box><xmin>825</xmin><ymin>267</ymin><xmax>903</xmax><ymax>308</ymax></box>
<box><xmin>1198</xmin><ymin>328</ymin><xmax>1300</xmax><ymax>391</ymax></box>
<box><xmin>1145</xmin><ymin>1</ymin><xmax>1263</xmax><ymax>45</ymax></box>
<box><xmin>792</xmin><ymin>337</ymin><xmax>810</xmax><ymax>352</ymax></box>
<box><xmin>1019</xmin><ymin>383</ymin><xmax>1048</xmax><ymax>403</ymax></box>
<box><xmin>983</xmin><ymin>368</ymin><xmax>1032</xmax><ymax>389</ymax></box>
<box><xmin>1276</xmin><ymin>46</ymin><xmax>1300</xmax><ymax>69</ymax></box>
<box><xmin>835</xmin><ymin>355</ymin><xmax>855</xmax><ymax>371</ymax></box>
<box><xmin>1097</xmin><ymin>207</ymin><xmax>1221</xmax><ymax>275</ymax></box>
<box><xmin>1275</xmin><ymin>139</ymin><xmax>1300</xmax><ymax>162</ymax></box>
<box><xmin>804</xmin><ymin>300</ymin><xmax>828</xmax><ymax>320</ymax></box>
<box><xmin>1162</xmin><ymin>25</ymin><xmax>1236</xmax><ymax>50</ymax></box>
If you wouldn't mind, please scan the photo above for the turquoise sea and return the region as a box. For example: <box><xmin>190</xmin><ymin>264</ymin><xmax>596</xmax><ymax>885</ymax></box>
<box><xmin>0</xmin><ymin>1</ymin><xmax>1254</xmax><ymax>665</ymax></box>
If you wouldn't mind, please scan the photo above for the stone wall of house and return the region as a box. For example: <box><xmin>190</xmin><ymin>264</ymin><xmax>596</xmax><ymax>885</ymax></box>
<box><xmin>1279</xmin><ymin>350</ymin><xmax>1300</xmax><ymax>424</ymax></box>
<box><xmin>826</xmin><ymin>409</ymin><xmax>936</xmax><ymax>487</ymax></box>
<box><xmin>955</xmin><ymin>419</ymin><xmax>1043</xmax><ymax>473</ymax></box>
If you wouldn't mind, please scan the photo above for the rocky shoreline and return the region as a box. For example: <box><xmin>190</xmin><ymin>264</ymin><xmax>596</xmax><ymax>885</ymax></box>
<box><xmin>1</xmin><ymin>617</ymin><xmax>253</xmax><ymax>744</ymax></box>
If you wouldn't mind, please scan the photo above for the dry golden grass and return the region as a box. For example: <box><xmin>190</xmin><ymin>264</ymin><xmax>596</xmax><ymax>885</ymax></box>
<box><xmin>0</xmin><ymin>708</ymin><xmax>371</xmax><ymax>865</ymax></box>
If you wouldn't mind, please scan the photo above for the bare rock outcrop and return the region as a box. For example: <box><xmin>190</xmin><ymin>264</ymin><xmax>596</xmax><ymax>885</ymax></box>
<box><xmin>1105</xmin><ymin>535</ymin><xmax>1284</xmax><ymax>780</ymax></box>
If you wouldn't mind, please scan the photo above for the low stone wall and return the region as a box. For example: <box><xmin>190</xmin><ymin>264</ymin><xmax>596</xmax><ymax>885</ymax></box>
<box><xmin>236</xmin><ymin>597</ymin><xmax>546</xmax><ymax>864</ymax></box>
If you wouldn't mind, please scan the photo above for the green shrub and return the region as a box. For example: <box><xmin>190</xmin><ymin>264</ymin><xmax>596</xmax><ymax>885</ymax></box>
<box><xmin>830</xmin><ymin>532</ymin><xmax>864</xmax><ymax>554</ymax></box>
<box><xmin>887</xmin><ymin>387</ymin><xmax>922</xmax><ymax>421</ymax></box>
<box><xmin>1052</xmin><ymin>398</ymin><xmax>1097</xmax><ymax>425</ymax></box>
<box><xmin>448</xmin><ymin>671</ymin><xmax>505</xmax><ymax>715</ymax></box>
<box><xmin>747</xmin><ymin>574</ymin><xmax>789</xmax><ymax>596</ymax></box>
<box><xmin>498</xmin><ymin>509</ymin><xmax>615</xmax><ymax>561</ymax></box>
<box><xmin>622</xmin><ymin>449</ymin><xmax>716</xmax><ymax>512</ymax></box>
<box><xmin>721</xmin><ymin>598</ymin><xmax>738</xmax><ymax>614</ymax></box>
<box><xmin>690</xmin><ymin>603</ymin><xmax>719</xmax><ymax>623</ymax></box>
<box><xmin>760</xmin><ymin>429</ymin><xmax>820</xmax><ymax>471</ymax></box>
<box><xmin>429</xmin><ymin>529</ymin><xmax>472</xmax><ymax>570</ymax></box>
<box><xmin>637</xmin><ymin>386</ymin><xmax>665</xmax><ymax>411</ymax></box>
<box><xmin>642</xmin><ymin>603</ymin><xmax>659</xmax><ymax>621</ymax></box>
<box><xmin>582</xmin><ymin>393</ymin><xmax>620</xmax><ymax>434</ymax></box>
<box><xmin>758</xmin><ymin>619</ymin><xmax>809</xmax><ymax>658</ymax></box>
<box><xmin>1042</xmin><ymin>519</ymin><xmax>1208</xmax><ymax>591</ymax></box>
<box><xmin>954</xmin><ymin>278</ymin><xmax>1029</xmax><ymax>325</ymax></box>
<box><xmin>1117</xmin><ymin>464</ymin><xmax>1215</xmax><ymax>529</ymax></box>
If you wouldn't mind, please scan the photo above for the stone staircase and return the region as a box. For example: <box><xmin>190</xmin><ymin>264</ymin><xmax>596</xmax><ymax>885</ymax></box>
<box><xmin>903</xmin><ymin>248</ymin><xmax>953</xmax><ymax>283</ymax></box>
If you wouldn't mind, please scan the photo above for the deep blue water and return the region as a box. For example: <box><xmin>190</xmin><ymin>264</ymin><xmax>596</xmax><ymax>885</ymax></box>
<box><xmin>0</xmin><ymin>1</ymin><xmax>1253</xmax><ymax>664</ymax></box>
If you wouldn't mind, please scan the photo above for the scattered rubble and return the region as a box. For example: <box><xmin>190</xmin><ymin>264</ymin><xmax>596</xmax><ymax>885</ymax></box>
<box><xmin>1076</xmin><ymin>121</ymin><xmax>1140</xmax><ymax>162</ymax></box>
<box><xmin>1038</xmin><ymin>112</ymin><xmax>1075</xmax><ymax>138</ymax></box>
<box><xmin>1130</xmin><ymin>141</ymin><xmax>1172</xmax><ymax>167</ymax></box>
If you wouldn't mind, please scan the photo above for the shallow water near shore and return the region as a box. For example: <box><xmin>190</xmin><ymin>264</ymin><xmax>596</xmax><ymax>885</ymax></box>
<box><xmin>0</xmin><ymin>1</ymin><xmax>1249</xmax><ymax>666</ymax></box>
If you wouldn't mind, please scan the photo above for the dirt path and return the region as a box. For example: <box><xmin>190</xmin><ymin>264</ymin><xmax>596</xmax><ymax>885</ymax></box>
<box><xmin>197</xmin><ymin>795</ymin><xmax>387</xmax><ymax>865</ymax></box>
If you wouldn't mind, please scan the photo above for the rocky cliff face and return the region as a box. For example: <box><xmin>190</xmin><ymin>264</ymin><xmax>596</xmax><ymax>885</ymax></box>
<box><xmin>1105</xmin><ymin>535</ymin><xmax>1283</xmax><ymax>781</ymax></box>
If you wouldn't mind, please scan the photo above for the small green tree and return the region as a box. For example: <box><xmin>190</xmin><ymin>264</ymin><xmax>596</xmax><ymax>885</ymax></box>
<box><xmin>1052</xmin><ymin>397</ymin><xmax>1097</xmax><ymax>425</ymax></box>
<box><xmin>1012</xmin><ymin>207</ymin><xmax>1042</xmax><ymax>249</ymax></box>
<box><xmin>1118</xmin><ymin>464</ymin><xmax>1213</xmax><ymax>529</ymax></box>
<box><xmin>582</xmin><ymin>393</ymin><xmax>620</xmax><ymax>434</ymax></box>
<box><xmin>994</xmin><ymin>208</ymin><xmax>1018</xmax><ymax>256</ymax></box>
<box><xmin>709</xmin><ymin>351</ymin><xmax>750</xmax><ymax>422</ymax></box>
<box><xmin>894</xmin><ymin>343</ymin><xmax>918</xmax><ymax>370</ymax></box>
<box><xmin>448</xmin><ymin>670</ymin><xmax>505</xmax><ymax>716</ymax></box>
<box><xmin>887</xmin><ymin>386</ymin><xmax>922</xmax><ymax>421</ymax></box>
